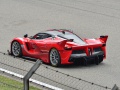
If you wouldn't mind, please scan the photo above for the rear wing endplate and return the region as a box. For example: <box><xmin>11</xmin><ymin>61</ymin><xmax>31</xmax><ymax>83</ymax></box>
<box><xmin>100</xmin><ymin>35</ymin><xmax>108</xmax><ymax>43</ymax></box>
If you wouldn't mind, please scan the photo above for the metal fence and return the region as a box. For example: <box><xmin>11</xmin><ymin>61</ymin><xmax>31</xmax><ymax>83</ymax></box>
<box><xmin>0</xmin><ymin>52</ymin><xmax>119</xmax><ymax>90</ymax></box>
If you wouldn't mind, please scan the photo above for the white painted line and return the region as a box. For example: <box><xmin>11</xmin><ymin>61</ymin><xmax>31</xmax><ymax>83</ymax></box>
<box><xmin>0</xmin><ymin>68</ymin><xmax>23</xmax><ymax>78</ymax></box>
<box><xmin>0</xmin><ymin>68</ymin><xmax>63</xmax><ymax>90</ymax></box>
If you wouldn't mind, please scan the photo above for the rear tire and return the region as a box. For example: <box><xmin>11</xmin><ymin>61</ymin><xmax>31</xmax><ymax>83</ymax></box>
<box><xmin>84</xmin><ymin>58</ymin><xmax>88</xmax><ymax>66</ymax></box>
<box><xmin>99</xmin><ymin>55</ymin><xmax>103</xmax><ymax>63</ymax></box>
<box><xmin>11</xmin><ymin>41</ymin><xmax>22</xmax><ymax>57</ymax></box>
<box><xmin>49</xmin><ymin>48</ymin><xmax>61</xmax><ymax>67</ymax></box>
<box><xmin>95</xmin><ymin>55</ymin><xmax>103</xmax><ymax>65</ymax></box>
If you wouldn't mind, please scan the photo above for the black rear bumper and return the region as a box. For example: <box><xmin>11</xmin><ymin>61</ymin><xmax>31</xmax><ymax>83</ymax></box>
<box><xmin>69</xmin><ymin>51</ymin><xmax>104</xmax><ymax>65</ymax></box>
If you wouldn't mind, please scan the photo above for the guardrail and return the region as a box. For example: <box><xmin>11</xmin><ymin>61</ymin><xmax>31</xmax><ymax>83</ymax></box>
<box><xmin>0</xmin><ymin>52</ymin><xmax>119</xmax><ymax>90</ymax></box>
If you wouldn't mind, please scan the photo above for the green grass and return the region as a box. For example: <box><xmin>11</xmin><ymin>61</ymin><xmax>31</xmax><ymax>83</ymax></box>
<box><xmin>0</xmin><ymin>75</ymin><xmax>40</xmax><ymax>90</ymax></box>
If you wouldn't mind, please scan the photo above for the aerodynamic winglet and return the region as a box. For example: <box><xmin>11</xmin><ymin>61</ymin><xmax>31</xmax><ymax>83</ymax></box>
<box><xmin>100</xmin><ymin>35</ymin><xmax>108</xmax><ymax>43</ymax></box>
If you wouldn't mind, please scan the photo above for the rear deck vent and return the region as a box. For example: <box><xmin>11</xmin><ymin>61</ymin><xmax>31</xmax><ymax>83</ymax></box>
<box><xmin>72</xmin><ymin>50</ymin><xmax>85</xmax><ymax>54</ymax></box>
<box><xmin>94</xmin><ymin>47</ymin><xmax>102</xmax><ymax>52</ymax></box>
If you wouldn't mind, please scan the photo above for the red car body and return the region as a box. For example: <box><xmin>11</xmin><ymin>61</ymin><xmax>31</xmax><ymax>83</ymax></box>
<box><xmin>10</xmin><ymin>29</ymin><xmax>108</xmax><ymax>66</ymax></box>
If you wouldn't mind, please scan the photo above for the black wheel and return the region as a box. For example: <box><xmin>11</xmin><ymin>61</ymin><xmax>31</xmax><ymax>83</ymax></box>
<box><xmin>49</xmin><ymin>48</ymin><xmax>61</xmax><ymax>67</ymax></box>
<box><xmin>11</xmin><ymin>41</ymin><xmax>22</xmax><ymax>57</ymax></box>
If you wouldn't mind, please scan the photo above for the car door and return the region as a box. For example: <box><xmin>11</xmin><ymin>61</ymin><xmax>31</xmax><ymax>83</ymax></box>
<box><xmin>29</xmin><ymin>33</ymin><xmax>52</xmax><ymax>59</ymax></box>
<box><xmin>33</xmin><ymin>33</ymin><xmax>53</xmax><ymax>52</ymax></box>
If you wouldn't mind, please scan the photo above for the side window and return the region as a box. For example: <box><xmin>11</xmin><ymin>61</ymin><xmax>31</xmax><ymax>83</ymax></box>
<box><xmin>36</xmin><ymin>34</ymin><xmax>44</xmax><ymax>39</ymax></box>
<box><xmin>33</xmin><ymin>33</ymin><xmax>51</xmax><ymax>39</ymax></box>
<box><xmin>42</xmin><ymin>34</ymin><xmax>52</xmax><ymax>39</ymax></box>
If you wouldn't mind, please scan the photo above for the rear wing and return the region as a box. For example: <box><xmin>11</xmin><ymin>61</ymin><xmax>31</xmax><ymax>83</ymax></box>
<box><xmin>100</xmin><ymin>35</ymin><xmax>108</xmax><ymax>43</ymax></box>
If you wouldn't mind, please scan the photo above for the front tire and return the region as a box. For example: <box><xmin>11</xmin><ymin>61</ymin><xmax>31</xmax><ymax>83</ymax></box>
<box><xmin>49</xmin><ymin>48</ymin><xmax>61</xmax><ymax>67</ymax></box>
<box><xmin>11</xmin><ymin>41</ymin><xmax>22</xmax><ymax>57</ymax></box>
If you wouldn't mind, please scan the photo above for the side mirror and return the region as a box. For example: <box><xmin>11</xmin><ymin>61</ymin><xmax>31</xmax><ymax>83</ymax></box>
<box><xmin>24</xmin><ymin>34</ymin><xmax>28</xmax><ymax>38</ymax></box>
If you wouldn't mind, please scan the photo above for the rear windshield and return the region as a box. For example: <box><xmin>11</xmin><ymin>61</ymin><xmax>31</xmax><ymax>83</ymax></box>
<box><xmin>46</xmin><ymin>31</ymin><xmax>86</xmax><ymax>45</ymax></box>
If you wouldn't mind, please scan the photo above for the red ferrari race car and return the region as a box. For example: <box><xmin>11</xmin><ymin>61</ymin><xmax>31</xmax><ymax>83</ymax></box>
<box><xmin>10</xmin><ymin>29</ymin><xmax>108</xmax><ymax>67</ymax></box>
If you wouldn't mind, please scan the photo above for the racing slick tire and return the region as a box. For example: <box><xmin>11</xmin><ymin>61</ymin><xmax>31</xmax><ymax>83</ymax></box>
<box><xmin>95</xmin><ymin>55</ymin><xmax>103</xmax><ymax>65</ymax></box>
<box><xmin>98</xmin><ymin>55</ymin><xmax>103</xmax><ymax>64</ymax></box>
<box><xmin>11</xmin><ymin>41</ymin><xmax>22</xmax><ymax>57</ymax></box>
<box><xmin>84</xmin><ymin>58</ymin><xmax>88</xmax><ymax>66</ymax></box>
<box><xmin>49</xmin><ymin>48</ymin><xmax>61</xmax><ymax>67</ymax></box>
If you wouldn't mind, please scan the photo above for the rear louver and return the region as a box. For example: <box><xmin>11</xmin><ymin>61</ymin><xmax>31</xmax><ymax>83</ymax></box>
<box><xmin>93</xmin><ymin>47</ymin><xmax>102</xmax><ymax>52</ymax></box>
<box><xmin>72</xmin><ymin>50</ymin><xmax>85</xmax><ymax>54</ymax></box>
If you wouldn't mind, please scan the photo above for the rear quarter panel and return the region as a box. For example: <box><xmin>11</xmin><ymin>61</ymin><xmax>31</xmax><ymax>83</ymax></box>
<box><xmin>44</xmin><ymin>37</ymin><xmax>72</xmax><ymax>64</ymax></box>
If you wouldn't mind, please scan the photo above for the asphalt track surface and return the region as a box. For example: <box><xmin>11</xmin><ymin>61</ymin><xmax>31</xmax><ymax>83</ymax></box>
<box><xmin>0</xmin><ymin>0</ymin><xmax>120</xmax><ymax>89</ymax></box>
